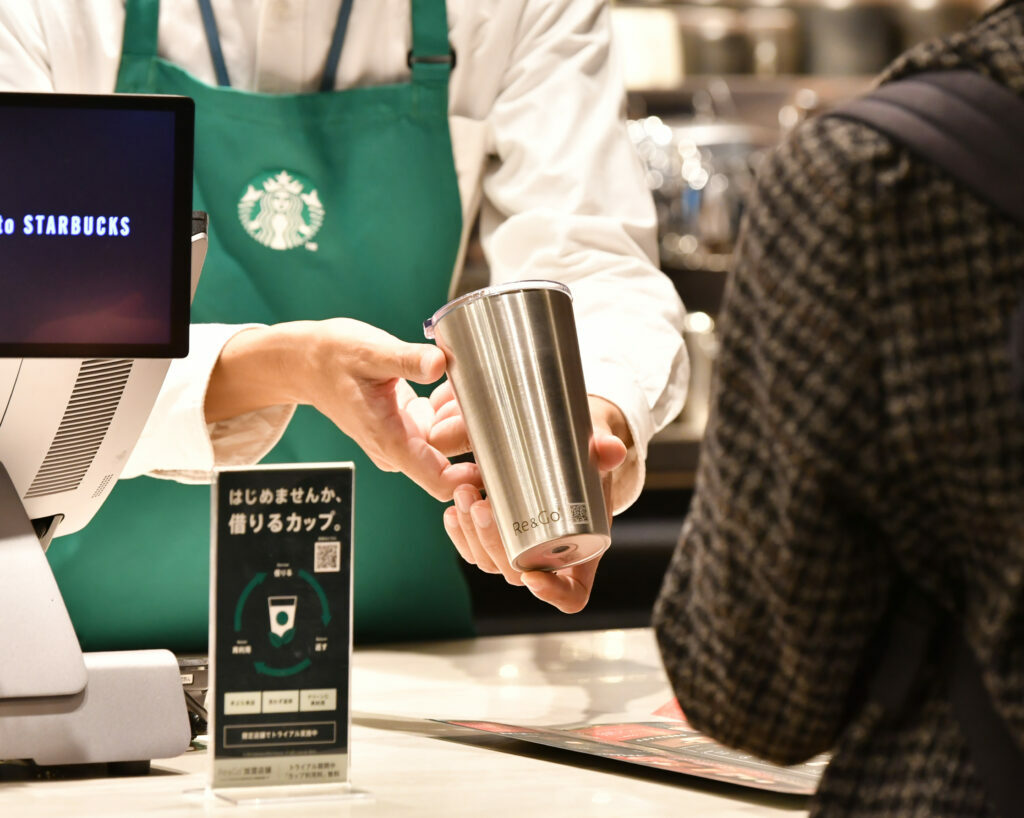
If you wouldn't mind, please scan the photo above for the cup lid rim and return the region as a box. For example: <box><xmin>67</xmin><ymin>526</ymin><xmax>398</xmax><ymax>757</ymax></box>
<box><xmin>423</xmin><ymin>279</ymin><xmax>571</xmax><ymax>339</ymax></box>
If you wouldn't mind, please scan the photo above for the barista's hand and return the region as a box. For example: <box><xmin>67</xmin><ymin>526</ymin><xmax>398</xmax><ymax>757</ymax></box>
<box><xmin>205</xmin><ymin>319</ymin><xmax>481</xmax><ymax>501</ymax></box>
<box><xmin>438</xmin><ymin>395</ymin><xmax>630</xmax><ymax>613</ymax></box>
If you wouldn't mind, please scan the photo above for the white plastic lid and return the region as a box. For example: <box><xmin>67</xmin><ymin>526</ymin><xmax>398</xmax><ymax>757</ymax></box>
<box><xmin>423</xmin><ymin>280</ymin><xmax>571</xmax><ymax>339</ymax></box>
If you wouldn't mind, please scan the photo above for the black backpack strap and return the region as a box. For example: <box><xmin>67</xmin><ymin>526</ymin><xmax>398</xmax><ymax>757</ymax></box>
<box><xmin>832</xmin><ymin>72</ymin><xmax>1024</xmax><ymax>398</ymax></box>
<box><xmin>864</xmin><ymin>584</ymin><xmax>1024</xmax><ymax>818</ymax></box>
<box><xmin>949</xmin><ymin>630</ymin><xmax>1024</xmax><ymax>815</ymax></box>
<box><xmin>830</xmin><ymin>70</ymin><xmax>1024</xmax><ymax>229</ymax></box>
<box><xmin>829</xmin><ymin>71</ymin><xmax>1024</xmax><ymax>818</ymax></box>
<box><xmin>864</xmin><ymin>583</ymin><xmax>942</xmax><ymax>715</ymax></box>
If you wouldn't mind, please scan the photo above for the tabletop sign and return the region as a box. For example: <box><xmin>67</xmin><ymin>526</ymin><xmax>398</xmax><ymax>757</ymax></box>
<box><xmin>209</xmin><ymin>463</ymin><xmax>353</xmax><ymax>792</ymax></box>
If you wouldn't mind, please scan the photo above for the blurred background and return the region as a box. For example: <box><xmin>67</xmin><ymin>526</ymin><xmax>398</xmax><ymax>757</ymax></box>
<box><xmin>462</xmin><ymin>0</ymin><xmax>993</xmax><ymax>634</ymax></box>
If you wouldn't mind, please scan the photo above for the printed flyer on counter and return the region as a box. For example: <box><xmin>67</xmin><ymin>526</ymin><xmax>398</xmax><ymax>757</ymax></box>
<box><xmin>440</xmin><ymin>700</ymin><xmax>828</xmax><ymax>795</ymax></box>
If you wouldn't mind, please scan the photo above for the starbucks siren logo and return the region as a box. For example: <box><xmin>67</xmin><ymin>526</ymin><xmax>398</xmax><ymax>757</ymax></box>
<box><xmin>238</xmin><ymin>170</ymin><xmax>325</xmax><ymax>251</ymax></box>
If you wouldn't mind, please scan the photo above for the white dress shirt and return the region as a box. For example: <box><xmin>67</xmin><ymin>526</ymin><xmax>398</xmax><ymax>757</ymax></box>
<box><xmin>0</xmin><ymin>0</ymin><xmax>688</xmax><ymax>511</ymax></box>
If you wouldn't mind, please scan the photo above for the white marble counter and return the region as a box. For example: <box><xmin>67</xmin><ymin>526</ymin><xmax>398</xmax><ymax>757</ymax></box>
<box><xmin>0</xmin><ymin>629</ymin><xmax>810</xmax><ymax>817</ymax></box>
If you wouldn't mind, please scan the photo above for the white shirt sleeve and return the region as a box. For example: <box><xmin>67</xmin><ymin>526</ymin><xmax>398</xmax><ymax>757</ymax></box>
<box><xmin>0</xmin><ymin>2</ymin><xmax>122</xmax><ymax>93</ymax></box>
<box><xmin>478</xmin><ymin>0</ymin><xmax>688</xmax><ymax>511</ymax></box>
<box><xmin>121</xmin><ymin>324</ymin><xmax>295</xmax><ymax>483</ymax></box>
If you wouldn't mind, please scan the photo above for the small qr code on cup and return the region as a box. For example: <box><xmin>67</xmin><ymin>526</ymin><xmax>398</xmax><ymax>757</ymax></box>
<box><xmin>569</xmin><ymin>503</ymin><xmax>589</xmax><ymax>523</ymax></box>
<box><xmin>314</xmin><ymin>540</ymin><xmax>341</xmax><ymax>572</ymax></box>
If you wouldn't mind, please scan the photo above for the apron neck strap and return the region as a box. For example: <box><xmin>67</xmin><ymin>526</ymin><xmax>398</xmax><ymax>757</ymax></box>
<box><xmin>196</xmin><ymin>0</ymin><xmax>358</xmax><ymax>91</ymax></box>
<box><xmin>122</xmin><ymin>0</ymin><xmax>451</xmax><ymax>89</ymax></box>
<box><xmin>409</xmin><ymin>0</ymin><xmax>454</xmax><ymax>84</ymax></box>
<box><xmin>120</xmin><ymin>0</ymin><xmax>161</xmax><ymax>60</ymax></box>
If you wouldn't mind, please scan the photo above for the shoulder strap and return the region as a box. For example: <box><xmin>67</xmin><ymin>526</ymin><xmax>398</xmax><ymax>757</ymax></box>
<box><xmin>866</xmin><ymin>586</ymin><xmax>1024</xmax><ymax>818</ymax></box>
<box><xmin>409</xmin><ymin>0</ymin><xmax>454</xmax><ymax>85</ymax></box>
<box><xmin>829</xmin><ymin>70</ymin><xmax>1024</xmax><ymax>229</ymax></box>
<box><xmin>831</xmin><ymin>70</ymin><xmax>1024</xmax><ymax>818</ymax></box>
<box><xmin>949</xmin><ymin>630</ymin><xmax>1024</xmax><ymax>816</ymax></box>
<box><xmin>120</xmin><ymin>0</ymin><xmax>161</xmax><ymax>60</ymax></box>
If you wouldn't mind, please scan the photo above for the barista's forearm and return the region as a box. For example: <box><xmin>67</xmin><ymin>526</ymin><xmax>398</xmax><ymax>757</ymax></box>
<box><xmin>204</xmin><ymin>323</ymin><xmax>315</xmax><ymax>423</ymax></box>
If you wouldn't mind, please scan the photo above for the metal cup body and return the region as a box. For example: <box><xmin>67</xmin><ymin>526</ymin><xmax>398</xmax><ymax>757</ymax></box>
<box><xmin>425</xmin><ymin>282</ymin><xmax>610</xmax><ymax>572</ymax></box>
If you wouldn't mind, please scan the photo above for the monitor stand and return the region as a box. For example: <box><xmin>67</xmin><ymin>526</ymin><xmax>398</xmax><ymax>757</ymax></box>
<box><xmin>0</xmin><ymin>466</ymin><xmax>191</xmax><ymax>769</ymax></box>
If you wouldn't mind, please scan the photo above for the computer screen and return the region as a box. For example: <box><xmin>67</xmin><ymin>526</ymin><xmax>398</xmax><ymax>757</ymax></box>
<box><xmin>0</xmin><ymin>93</ymin><xmax>194</xmax><ymax>357</ymax></box>
<box><xmin>0</xmin><ymin>92</ymin><xmax>196</xmax><ymax>537</ymax></box>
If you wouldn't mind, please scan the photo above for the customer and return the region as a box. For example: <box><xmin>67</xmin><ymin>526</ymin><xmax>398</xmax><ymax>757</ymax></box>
<box><xmin>0</xmin><ymin>1</ymin><xmax>687</xmax><ymax>648</ymax></box>
<box><xmin>653</xmin><ymin>2</ymin><xmax>1024</xmax><ymax>815</ymax></box>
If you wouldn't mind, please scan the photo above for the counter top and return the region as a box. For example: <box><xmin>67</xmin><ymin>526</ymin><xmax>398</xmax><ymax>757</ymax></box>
<box><xmin>0</xmin><ymin>629</ymin><xmax>811</xmax><ymax>817</ymax></box>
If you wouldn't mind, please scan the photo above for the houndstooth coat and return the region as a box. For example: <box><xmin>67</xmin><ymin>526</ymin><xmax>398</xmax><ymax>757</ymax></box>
<box><xmin>652</xmin><ymin>2</ymin><xmax>1024</xmax><ymax>815</ymax></box>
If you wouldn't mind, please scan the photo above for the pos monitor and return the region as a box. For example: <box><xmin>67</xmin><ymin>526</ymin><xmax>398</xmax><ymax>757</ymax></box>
<box><xmin>0</xmin><ymin>92</ymin><xmax>194</xmax><ymax>537</ymax></box>
<box><xmin>0</xmin><ymin>92</ymin><xmax>198</xmax><ymax>769</ymax></box>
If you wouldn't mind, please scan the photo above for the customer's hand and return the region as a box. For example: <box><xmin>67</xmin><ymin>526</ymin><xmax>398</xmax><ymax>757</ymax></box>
<box><xmin>433</xmin><ymin>390</ymin><xmax>630</xmax><ymax>613</ymax></box>
<box><xmin>205</xmin><ymin>319</ymin><xmax>481</xmax><ymax>501</ymax></box>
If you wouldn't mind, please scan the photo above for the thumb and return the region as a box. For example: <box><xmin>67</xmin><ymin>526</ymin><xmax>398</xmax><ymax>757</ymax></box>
<box><xmin>408</xmin><ymin>345</ymin><xmax>446</xmax><ymax>384</ymax></box>
<box><xmin>359</xmin><ymin>335</ymin><xmax>446</xmax><ymax>384</ymax></box>
<box><xmin>594</xmin><ymin>430</ymin><xmax>628</xmax><ymax>474</ymax></box>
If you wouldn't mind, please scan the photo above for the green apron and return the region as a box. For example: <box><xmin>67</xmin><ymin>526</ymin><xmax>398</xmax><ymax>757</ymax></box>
<box><xmin>45</xmin><ymin>0</ymin><xmax>475</xmax><ymax>650</ymax></box>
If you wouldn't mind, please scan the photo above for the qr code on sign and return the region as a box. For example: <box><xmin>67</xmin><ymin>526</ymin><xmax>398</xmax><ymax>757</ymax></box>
<box><xmin>314</xmin><ymin>540</ymin><xmax>341</xmax><ymax>573</ymax></box>
<box><xmin>569</xmin><ymin>503</ymin><xmax>590</xmax><ymax>524</ymax></box>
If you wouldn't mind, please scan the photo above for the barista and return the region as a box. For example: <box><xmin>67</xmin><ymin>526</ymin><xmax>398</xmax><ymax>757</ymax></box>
<box><xmin>0</xmin><ymin>0</ymin><xmax>687</xmax><ymax>648</ymax></box>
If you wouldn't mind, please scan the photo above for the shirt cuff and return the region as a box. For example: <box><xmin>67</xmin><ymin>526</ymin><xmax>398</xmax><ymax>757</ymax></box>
<box><xmin>123</xmin><ymin>323</ymin><xmax>295</xmax><ymax>484</ymax></box>
<box><xmin>584</xmin><ymin>359</ymin><xmax>655</xmax><ymax>515</ymax></box>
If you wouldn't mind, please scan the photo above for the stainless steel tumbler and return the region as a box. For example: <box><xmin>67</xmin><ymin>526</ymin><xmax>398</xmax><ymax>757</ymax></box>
<box><xmin>423</xmin><ymin>280</ymin><xmax>610</xmax><ymax>572</ymax></box>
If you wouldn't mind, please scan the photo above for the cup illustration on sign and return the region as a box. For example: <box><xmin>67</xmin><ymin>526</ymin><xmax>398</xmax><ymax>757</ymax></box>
<box><xmin>267</xmin><ymin>596</ymin><xmax>298</xmax><ymax>647</ymax></box>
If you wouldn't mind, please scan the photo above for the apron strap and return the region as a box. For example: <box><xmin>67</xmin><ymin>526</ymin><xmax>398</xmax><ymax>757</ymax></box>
<box><xmin>409</xmin><ymin>0</ymin><xmax>454</xmax><ymax>84</ymax></box>
<box><xmin>120</xmin><ymin>0</ymin><xmax>161</xmax><ymax>60</ymax></box>
<box><xmin>123</xmin><ymin>0</ymin><xmax>450</xmax><ymax>90</ymax></box>
<box><xmin>197</xmin><ymin>0</ymin><xmax>231</xmax><ymax>87</ymax></box>
<box><xmin>197</xmin><ymin>0</ymin><xmax>358</xmax><ymax>91</ymax></box>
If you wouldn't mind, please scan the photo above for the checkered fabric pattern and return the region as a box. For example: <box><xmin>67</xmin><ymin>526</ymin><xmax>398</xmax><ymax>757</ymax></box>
<box><xmin>652</xmin><ymin>3</ymin><xmax>1024</xmax><ymax>815</ymax></box>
